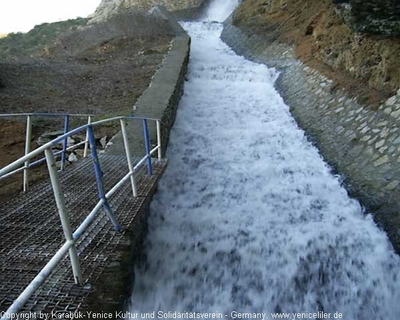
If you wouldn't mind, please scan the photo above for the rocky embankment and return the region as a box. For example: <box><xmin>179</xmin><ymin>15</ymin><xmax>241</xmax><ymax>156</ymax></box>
<box><xmin>223</xmin><ymin>0</ymin><xmax>400</xmax><ymax>253</ymax></box>
<box><xmin>233</xmin><ymin>0</ymin><xmax>400</xmax><ymax>101</ymax></box>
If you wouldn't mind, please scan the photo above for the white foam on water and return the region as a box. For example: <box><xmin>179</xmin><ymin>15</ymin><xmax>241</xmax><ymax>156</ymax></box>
<box><xmin>202</xmin><ymin>0</ymin><xmax>239</xmax><ymax>22</ymax></box>
<box><xmin>129</xmin><ymin>1</ymin><xmax>400</xmax><ymax>319</ymax></box>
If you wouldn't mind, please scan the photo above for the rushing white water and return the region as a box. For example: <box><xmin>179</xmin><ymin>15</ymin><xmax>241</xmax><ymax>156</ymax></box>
<box><xmin>202</xmin><ymin>0</ymin><xmax>239</xmax><ymax>22</ymax></box>
<box><xmin>129</xmin><ymin>1</ymin><xmax>400</xmax><ymax>319</ymax></box>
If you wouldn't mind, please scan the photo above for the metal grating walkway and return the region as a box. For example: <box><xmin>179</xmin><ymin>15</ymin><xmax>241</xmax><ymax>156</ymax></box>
<box><xmin>0</xmin><ymin>154</ymin><xmax>168</xmax><ymax>312</ymax></box>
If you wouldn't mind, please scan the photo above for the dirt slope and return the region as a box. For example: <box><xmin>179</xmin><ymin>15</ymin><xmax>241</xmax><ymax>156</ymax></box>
<box><xmin>0</xmin><ymin>12</ymin><xmax>173</xmax><ymax>200</ymax></box>
<box><xmin>233</xmin><ymin>0</ymin><xmax>400</xmax><ymax>107</ymax></box>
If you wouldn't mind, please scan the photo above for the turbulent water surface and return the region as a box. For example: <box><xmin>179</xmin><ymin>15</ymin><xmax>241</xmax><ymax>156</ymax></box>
<box><xmin>129</xmin><ymin>1</ymin><xmax>400</xmax><ymax>319</ymax></box>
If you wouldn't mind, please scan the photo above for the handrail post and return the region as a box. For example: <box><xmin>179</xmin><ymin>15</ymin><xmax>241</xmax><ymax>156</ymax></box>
<box><xmin>23</xmin><ymin>115</ymin><xmax>32</xmax><ymax>192</ymax></box>
<box><xmin>44</xmin><ymin>148</ymin><xmax>83</xmax><ymax>285</ymax></box>
<box><xmin>143</xmin><ymin>119</ymin><xmax>153</xmax><ymax>176</ymax></box>
<box><xmin>120</xmin><ymin>119</ymin><xmax>138</xmax><ymax>197</ymax></box>
<box><xmin>156</xmin><ymin>120</ymin><xmax>162</xmax><ymax>161</ymax></box>
<box><xmin>83</xmin><ymin>116</ymin><xmax>92</xmax><ymax>158</ymax></box>
<box><xmin>61</xmin><ymin>115</ymin><xmax>70</xmax><ymax>170</ymax></box>
<box><xmin>87</xmin><ymin>126</ymin><xmax>122</xmax><ymax>231</ymax></box>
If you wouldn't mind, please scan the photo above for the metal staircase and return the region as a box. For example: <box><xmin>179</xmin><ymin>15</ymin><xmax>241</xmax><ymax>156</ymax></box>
<box><xmin>0</xmin><ymin>115</ymin><xmax>168</xmax><ymax>316</ymax></box>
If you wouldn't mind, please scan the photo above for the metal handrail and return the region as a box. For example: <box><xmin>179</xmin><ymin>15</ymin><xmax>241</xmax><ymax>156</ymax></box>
<box><xmin>0</xmin><ymin>113</ymin><xmax>93</xmax><ymax>117</ymax></box>
<box><xmin>0</xmin><ymin>115</ymin><xmax>163</xmax><ymax>318</ymax></box>
<box><xmin>0</xmin><ymin>113</ymin><xmax>94</xmax><ymax>191</ymax></box>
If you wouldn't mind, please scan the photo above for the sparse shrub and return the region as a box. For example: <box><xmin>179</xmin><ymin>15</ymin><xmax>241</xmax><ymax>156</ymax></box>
<box><xmin>0</xmin><ymin>18</ymin><xmax>89</xmax><ymax>60</ymax></box>
<box><xmin>50</xmin><ymin>10</ymin><xmax>174</xmax><ymax>57</ymax></box>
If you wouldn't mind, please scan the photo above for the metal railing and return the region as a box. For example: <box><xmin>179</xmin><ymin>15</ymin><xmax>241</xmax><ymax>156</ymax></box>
<box><xmin>0</xmin><ymin>113</ymin><xmax>93</xmax><ymax>192</ymax></box>
<box><xmin>0</xmin><ymin>116</ymin><xmax>162</xmax><ymax>318</ymax></box>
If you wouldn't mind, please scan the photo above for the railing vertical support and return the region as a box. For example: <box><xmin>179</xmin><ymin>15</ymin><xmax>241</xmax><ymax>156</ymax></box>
<box><xmin>23</xmin><ymin>115</ymin><xmax>32</xmax><ymax>192</ymax></box>
<box><xmin>120</xmin><ymin>119</ymin><xmax>138</xmax><ymax>197</ymax></box>
<box><xmin>143</xmin><ymin>119</ymin><xmax>153</xmax><ymax>176</ymax></box>
<box><xmin>83</xmin><ymin>116</ymin><xmax>92</xmax><ymax>158</ymax></box>
<box><xmin>87</xmin><ymin>126</ymin><xmax>121</xmax><ymax>231</ymax></box>
<box><xmin>156</xmin><ymin>120</ymin><xmax>162</xmax><ymax>161</ymax></box>
<box><xmin>61</xmin><ymin>115</ymin><xmax>70</xmax><ymax>170</ymax></box>
<box><xmin>44</xmin><ymin>148</ymin><xmax>83</xmax><ymax>285</ymax></box>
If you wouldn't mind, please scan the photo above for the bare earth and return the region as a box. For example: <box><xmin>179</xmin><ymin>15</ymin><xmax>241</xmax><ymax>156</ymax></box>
<box><xmin>0</xmin><ymin>35</ymin><xmax>171</xmax><ymax>200</ymax></box>
<box><xmin>233</xmin><ymin>0</ymin><xmax>400</xmax><ymax>109</ymax></box>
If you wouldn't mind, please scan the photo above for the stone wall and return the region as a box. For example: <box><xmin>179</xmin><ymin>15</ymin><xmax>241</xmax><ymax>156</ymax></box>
<box><xmin>221</xmin><ymin>18</ymin><xmax>400</xmax><ymax>254</ymax></box>
<box><xmin>108</xmin><ymin>6</ymin><xmax>191</xmax><ymax>158</ymax></box>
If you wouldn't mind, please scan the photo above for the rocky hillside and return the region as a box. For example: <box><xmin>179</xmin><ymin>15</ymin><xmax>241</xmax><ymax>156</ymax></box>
<box><xmin>90</xmin><ymin>0</ymin><xmax>207</xmax><ymax>22</ymax></box>
<box><xmin>233</xmin><ymin>0</ymin><xmax>400</xmax><ymax>106</ymax></box>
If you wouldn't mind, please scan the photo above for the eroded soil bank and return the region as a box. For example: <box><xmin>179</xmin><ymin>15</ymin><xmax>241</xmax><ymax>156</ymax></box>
<box><xmin>233</xmin><ymin>0</ymin><xmax>400</xmax><ymax>107</ymax></box>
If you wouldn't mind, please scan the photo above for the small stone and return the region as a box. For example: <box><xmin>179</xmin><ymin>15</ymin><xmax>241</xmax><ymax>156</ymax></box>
<box><xmin>389</xmin><ymin>146</ymin><xmax>396</xmax><ymax>153</ymax></box>
<box><xmin>347</xmin><ymin>133</ymin><xmax>357</xmax><ymax>141</ymax></box>
<box><xmin>375</xmin><ymin>140</ymin><xmax>386</xmax><ymax>149</ymax></box>
<box><xmin>361</xmin><ymin>135</ymin><xmax>371</xmax><ymax>142</ymax></box>
<box><xmin>373</xmin><ymin>153</ymin><xmax>380</xmax><ymax>160</ymax></box>
<box><xmin>335</xmin><ymin>126</ymin><xmax>345</xmax><ymax>134</ymax></box>
<box><xmin>335</xmin><ymin>107</ymin><xmax>344</xmax><ymax>113</ymax></box>
<box><xmin>374</xmin><ymin>155</ymin><xmax>389</xmax><ymax>167</ymax></box>
<box><xmin>377</xmin><ymin>121</ymin><xmax>388</xmax><ymax>127</ymax></box>
<box><xmin>386</xmin><ymin>96</ymin><xmax>397</xmax><ymax>106</ymax></box>
<box><xmin>68</xmin><ymin>153</ymin><xmax>78</xmax><ymax>162</ymax></box>
<box><xmin>380</xmin><ymin>128</ymin><xmax>389</xmax><ymax>138</ymax></box>
<box><xmin>368</xmin><ymin>136</ymin><xmax>378</xmax><ymax>145</ymax></box>
<box><xmin>100</xmin><ymin>136</ymin><xmax>108</xmax><ymax>148</ymax></box>
<box><xmin>383</xmin><ymin>108</ymin><xmax>392</xmax><ymax>115</ymax></box>
<box><xmin>345</xmin><ymin>99</ymin><xmax>353</xmax><ymax>106</ymax></box>
<box><xmin>391</xmin><ymin>110</ymin><xmax>400</xmax><ymax>119</ymax></box>
<box><xmin>355</xmin><ymin>107</ymin><xmax>363</xmax><ymax>114</ymax></box>
<box><xmin>344</xmin><ymin>130</ymin><xmax>354</xmax><ymax>137</ymax></box>
<box><xmin>393</xmin><ymin>137</ymin><xmax>400</xmax><ymax>144</ymax></box>
<box><xmin>67</xmin><ymin>137</ymin><xmax>75</xmax><ymax>147</ymax></box>
<box><xmin>385</xmin><ymin>181</ymin><xmax>400</xmax><ymax>191</ymax></box>
<box><xmin>349</xmin><ymin>145</ymin><xmax>364</xmax><ymax>157</ymax></box>
<box><xmin>358</xmin><ymin>122</ymin><xmax>367</xmax><ymax>130</ymax></box>
<box><xmin>344</xmin><ymin>117</ymin><xmax>355</xmax><ymax>123</ymax></box>
<box><xmin>360</xmin><ymin>126</ymin><xmax>370</xmax><ymax>134</ymax></box>
<box><xmin>365</xmin><ymin>146</ymin><xmax>374</xmax><ymax>155</ymax></box>
<box><xmin>355</xmin><ymin>114</ymin><xmax>364</xmax><ymax>121</ymax></box>
<box><xmin>379</xmin><ymin>146</ymin><xmax>388</xmax><ymax>153</ymax></box>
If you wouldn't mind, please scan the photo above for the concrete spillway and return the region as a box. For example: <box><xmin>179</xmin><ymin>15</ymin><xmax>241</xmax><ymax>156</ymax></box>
<box><xmin>129</xmin><ymin>1</ymin><xmax>400</xmax><ymax>319</ymax></box>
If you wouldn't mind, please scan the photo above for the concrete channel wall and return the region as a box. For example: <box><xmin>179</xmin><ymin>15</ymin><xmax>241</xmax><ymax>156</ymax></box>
<box><xmin>108</xmin><ymin>6</ymin><xmax>190</xmax><ymax>158</ymax></box>
<box><xmin>96</xmin><ymin>6</ymin><xmax>191</xmax><ymax>313</ymax></box>
<box><xmin>221</xmin><ymin>18</ymin><xmax>400</xmax><ymax>254</ymax></box>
